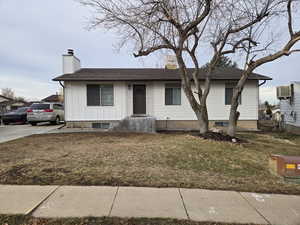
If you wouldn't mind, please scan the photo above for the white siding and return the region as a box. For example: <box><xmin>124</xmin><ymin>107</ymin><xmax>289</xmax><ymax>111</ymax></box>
<box><xmin>280</xmin><ymin>83</ymin><xmax>300</xmax><ymax>127</ymax></box>
<box><xmin>65</xmin><ymin>81</ymin><xmax>127</xmax><ymax>121</ymax></box>
<box><xmin>152</xmin><ymin>80</ymin><xmax>258</xmax><ymax>120</ymax></box>
<box><xmin>64</xmin><ymin>80</ymin><xmax>259</xmax><ymax>121</ymax></box>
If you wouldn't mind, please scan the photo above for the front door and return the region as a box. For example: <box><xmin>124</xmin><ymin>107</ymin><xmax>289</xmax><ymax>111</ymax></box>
<box><xmin>133</xmin><ymin>84</ymin><xmax>146</xmax><ymax>115</ymax></box>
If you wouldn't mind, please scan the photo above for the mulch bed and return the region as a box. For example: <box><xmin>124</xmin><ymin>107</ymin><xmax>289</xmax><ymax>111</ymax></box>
<box><xmin>198</xmin><ymin>131</ymin><xmax>245</xmax><ymax>143</ymax></box>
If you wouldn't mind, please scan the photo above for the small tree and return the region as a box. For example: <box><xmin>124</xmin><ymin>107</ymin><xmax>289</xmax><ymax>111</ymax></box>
<box><xmin>227</xmin><ymin>0</ymin><xmax>300</xmax><ymax>137</ymax></box>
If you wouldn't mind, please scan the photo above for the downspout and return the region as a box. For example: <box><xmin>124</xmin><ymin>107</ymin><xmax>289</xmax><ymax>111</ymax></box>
<box><xmin>59</xmin><ymin>81</ymin><xmax>65</xmax><ymax>88</ymax></box>
<box><xmin>59</xmin><ymin>81</ymin><xmax>66</xmax><ymax>127</ymax></box>
<box><xmin>259</xmin><ymin>80</ymin><xmax>267</xmax><ymax>87</ymax></box>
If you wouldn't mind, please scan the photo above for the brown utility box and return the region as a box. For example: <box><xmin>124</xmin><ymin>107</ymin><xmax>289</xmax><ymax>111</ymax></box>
<box><xmin>269</xmin><ymin>154</ymin><xmax>300</xmax><ymax>177</ymax></box>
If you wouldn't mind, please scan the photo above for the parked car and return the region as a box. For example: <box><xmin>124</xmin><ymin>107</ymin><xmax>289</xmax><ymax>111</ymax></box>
<box><xmin>2</xmin><ymin>107</ymin><xmax>29</xmax><ymax>125</ymax></box>
<box><xmin>27</xmin><ymin>102</ymin><xmax>64</xmax><ymax>126</ymax></box>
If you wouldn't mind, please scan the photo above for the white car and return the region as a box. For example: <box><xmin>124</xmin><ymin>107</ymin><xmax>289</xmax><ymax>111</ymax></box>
<box><xmin>27</xmin><ymin>102</ymin><xmax>64</xmax><ymax>126</ymax></box>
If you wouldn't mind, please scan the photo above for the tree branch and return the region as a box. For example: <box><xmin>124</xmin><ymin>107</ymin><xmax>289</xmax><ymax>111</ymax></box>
<box><xmin>183</xmin><ymin>0</ymin><xmax>211</xmax><ymax>36</ymax></box>
<box><xmin>133</xmin><ymin>44</ymin><xmax>174</xmax><ymax>57</ymax></box>
<box><xmin>221</xmin><ymin>38</ymin><xmax>258</xmax><ymax>55</ymax></box>
<box><xmin>287</xmin><ymin>0</ymin><xmax>294</xmax><ymax>37</ymax></box>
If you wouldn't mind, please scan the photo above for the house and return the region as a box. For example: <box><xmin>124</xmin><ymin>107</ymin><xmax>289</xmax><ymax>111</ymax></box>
<box><xmin>0</xmin><ymin>95</ymin><xmax>28</xmax><ymax>115</ymax></box>
<box><xmin>42</xmin><ymin>94</ymin><xmax>63</xmax><ymax>103</ymax></box>
<box><xmin>277</xmin><ymin>82</ymin><xmax>300</xmax><ymax>133</ymax></box>
<box><xmin>53</xmin><ymin>50</ymin><xmax>272</xmax><ymax>131</ymax></box>
<box><xmin>0</xmin><ymin>95</ymin><xmax>13</xmax><ymax>115</ymax></box>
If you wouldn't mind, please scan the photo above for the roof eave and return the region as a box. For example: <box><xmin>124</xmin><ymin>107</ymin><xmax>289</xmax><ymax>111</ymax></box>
<box><xmin>53</xmin><ymin>77</ymin><xmax>272</xmax><ymax>82</ymax></box>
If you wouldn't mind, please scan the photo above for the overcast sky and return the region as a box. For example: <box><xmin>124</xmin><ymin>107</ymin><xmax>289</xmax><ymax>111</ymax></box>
<box><xmin>0</xmin><ymin>0</ymin><xmax>299</xmax><ymax>104</ymax></box>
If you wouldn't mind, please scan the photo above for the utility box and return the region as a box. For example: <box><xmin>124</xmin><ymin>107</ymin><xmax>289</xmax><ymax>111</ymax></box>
<box><xmin>269</xmin><ymin>155</ymin><xmax>300</xmax><ymax>183</ymax></box>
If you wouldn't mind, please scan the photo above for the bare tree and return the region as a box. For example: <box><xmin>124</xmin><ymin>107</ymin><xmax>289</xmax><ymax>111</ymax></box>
<box><xmin>227</xmin><ymin>0</ymin><xmax>300</xmax><ymax>137</ymax></box>
<box><xmin>79</xmin><ymin>0</ymin><xmax>214</xmax><ymax>133</ymax></box>
<box><xmin>1</xmin><ymin>88</ymin><xmax>15</xmax><ymax>99</ymax></box>
<box><xmin>79</xmin><ymin>0</ymin><xmax>295</xmax><ymax>134</ymax></box>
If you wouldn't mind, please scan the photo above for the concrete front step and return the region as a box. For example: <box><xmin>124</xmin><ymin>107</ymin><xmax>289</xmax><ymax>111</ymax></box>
<box><xmin>110</xmin><ymin>116</ymin><xmax>156</xmax><ymax>133</ymax></box>
<box><xmin>1</xmin><ymin>185</ymin><xmax>300</xmax><ymax>225</ymax></box>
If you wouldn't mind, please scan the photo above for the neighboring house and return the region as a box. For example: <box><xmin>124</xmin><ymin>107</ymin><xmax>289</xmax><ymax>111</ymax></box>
<box><xmin>42</xmin><ymin>94</ymin><xmax>63</xmax><ymax>103</ymax></box>
<box><xmin>0</xmin><ymin>95</ymin><xmax>13</xmax><ymax>115</ymax></box>
<box><xmin>277</xmin><ymin>82</ymin><xmax>300</xmax><ymax>133</ymax></box>
<box><xmin>53</xmin><ymin>50</ymin><xmax>272</xmax><ymax>131</ymax></box>
<box><xmin>0</xmin><ymin>95</ymin><xmax>28</xmax><ymax>115</ymax></box>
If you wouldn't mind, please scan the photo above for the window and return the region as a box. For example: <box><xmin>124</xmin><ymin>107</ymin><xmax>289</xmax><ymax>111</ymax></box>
<box><xmin>215</xmin><ymin>121</ymin><xmax>229</xmax><ymax>127</ymax></box>
<box><xmin>87</xmin><ymin>84</ymin><xmax>114</xmax><ymax>106</ymax></box>
<box><xmin>31</xmin><ymin>104</ymin><xmax>50</xmax><ymax>110</ymax></box>
<box><xmin>225</xmin><ymin>83</ymin><xmax>241</xmax><ymax>105</ymax></box>
<box><xmin>16</xmin><ymin>107</ymin><xmax>29</xmax><ymax>113</ymax></box>
<box><xmin>165</xmin><ymin>83</ymin><xmax>181</xmax><ymax>105</ymax></box>
<box><xmin>92</xmin><ymin>123</ymin><xmax>110</xmax><ymax>129</ymax></box>
<box><xmin>53</xmin><ymin>104</ymin><xmax>63</xmax><ymax>110</ymax></box>
<box><xmin>101</xmin><ymin>85</ymin><xmax>114</xmax><ymax>106</ymax></box>
<box><xmin>87</xmin><ymin>85</ymin><xmax>100</xmax><ymax>106</ymax></box>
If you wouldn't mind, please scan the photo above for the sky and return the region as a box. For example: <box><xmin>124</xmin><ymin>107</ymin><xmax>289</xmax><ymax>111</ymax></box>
<box><xmin>0</xmin><ymin>0</ymin><xmax>299</xmax><ymax>104</ymax></box>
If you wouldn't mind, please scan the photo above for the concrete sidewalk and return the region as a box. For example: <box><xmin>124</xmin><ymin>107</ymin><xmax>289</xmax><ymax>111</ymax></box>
<box><xmin>0</xmin><ymin>185</ymin><xmax>299</xmax><ymax>225</ymax></box>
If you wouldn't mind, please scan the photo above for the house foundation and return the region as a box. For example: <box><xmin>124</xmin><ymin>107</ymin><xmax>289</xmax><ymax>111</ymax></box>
<box><xmin>66</xmin><ymin>120</ymin><xmax>258</xmax><ymax>131</ymax></box>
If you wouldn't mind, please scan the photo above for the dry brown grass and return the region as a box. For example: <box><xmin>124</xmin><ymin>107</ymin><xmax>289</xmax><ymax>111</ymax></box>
<box><xmin>0</xmin><ymin>131</ymin><xmax>299</xmax><ymax>194</ymax></box>
<box><xmin>0</xmin><ymin>215</ymin><xmax>262</xmax><ymax>225</ymax></box>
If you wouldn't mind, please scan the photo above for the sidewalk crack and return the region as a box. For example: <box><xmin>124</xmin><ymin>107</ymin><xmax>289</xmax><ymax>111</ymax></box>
<box><xmin>178</xmin><ymin>188</ymin><xmax>190</xmax><ymax>220</ymax></box>
<box><xmin>108</xmin><ymin>186</ymin><xmax>119</xmax><ymax>216</ymax></box>
<box><xmin>238</xmin><ymin>192</ymin><xmax>272</xmax><ymax>225</ymax></box>
<box><xmin>26</xmin><ymin>185</ymin><xmax>61</xmax><ymax>216</ymax></box>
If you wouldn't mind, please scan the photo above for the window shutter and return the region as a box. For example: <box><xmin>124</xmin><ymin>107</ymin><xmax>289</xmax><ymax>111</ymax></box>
<box><xmin>87</xmin><ymin>85</ymin><xmax>100</xmax><ymax>106</ymax></box>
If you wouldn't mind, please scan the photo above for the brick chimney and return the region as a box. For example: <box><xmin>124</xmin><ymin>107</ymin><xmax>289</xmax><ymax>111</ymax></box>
<box><xmin>62</xmin><ymin>49</ymin><xmax>81</xmax><ymax>74</ymax></box>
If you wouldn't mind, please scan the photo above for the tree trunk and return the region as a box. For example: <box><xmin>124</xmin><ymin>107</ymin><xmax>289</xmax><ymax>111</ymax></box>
<box><xmin>227</xmin><ymin>68</ymin><xmax>253</xmax><ymax>137</ymax></box>
<box><xmin>184</xmin><ymin>90</ymin><xmax>209</xmax><ymax>134</ymax></box>
<box><xmin>196</xmin><ymin>105</ymin><xmax>209</xmax><ymax>134</ymax></box>
<box><xmin>176</xmin><ymin>52</ymin><xmax>210</xmax><ymax>134</ymax></box>
<box><xmin>228</xmin><ymin>106</ymin><xmax>240</xmax><ymax>137</ymax></box>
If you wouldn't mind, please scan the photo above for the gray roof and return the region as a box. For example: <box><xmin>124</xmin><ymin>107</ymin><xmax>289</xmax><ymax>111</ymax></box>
<box><xmin>53</xmin><ymin>68</ymin><xmax>272</xmax><ymax>82</ymax></box>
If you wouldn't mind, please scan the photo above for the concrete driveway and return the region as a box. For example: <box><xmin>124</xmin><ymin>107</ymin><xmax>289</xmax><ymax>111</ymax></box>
<box><xmin>0</xmin><ymin>124</ymin><xmax>62</xmax><ymax>144</ymax></box>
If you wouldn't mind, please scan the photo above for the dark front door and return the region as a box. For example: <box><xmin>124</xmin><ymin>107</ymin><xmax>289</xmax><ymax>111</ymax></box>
<box><xmin>133</xmin><ymin>85</ymin><xmax>146</xmax><ymax>115</ymax></box>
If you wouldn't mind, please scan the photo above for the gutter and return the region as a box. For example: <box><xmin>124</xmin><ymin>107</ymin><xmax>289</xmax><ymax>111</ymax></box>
<box><xmin>53</xmin><ymin>78</ymin><xmax>273</xmax><ymax>82</ymax></box>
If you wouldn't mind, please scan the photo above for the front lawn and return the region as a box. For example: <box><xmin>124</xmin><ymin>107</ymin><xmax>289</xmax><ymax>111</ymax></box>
<box><xmin>0</xmin><ymin>131</ymin><xmax>299</xmax><ymax>194</ymax></box>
